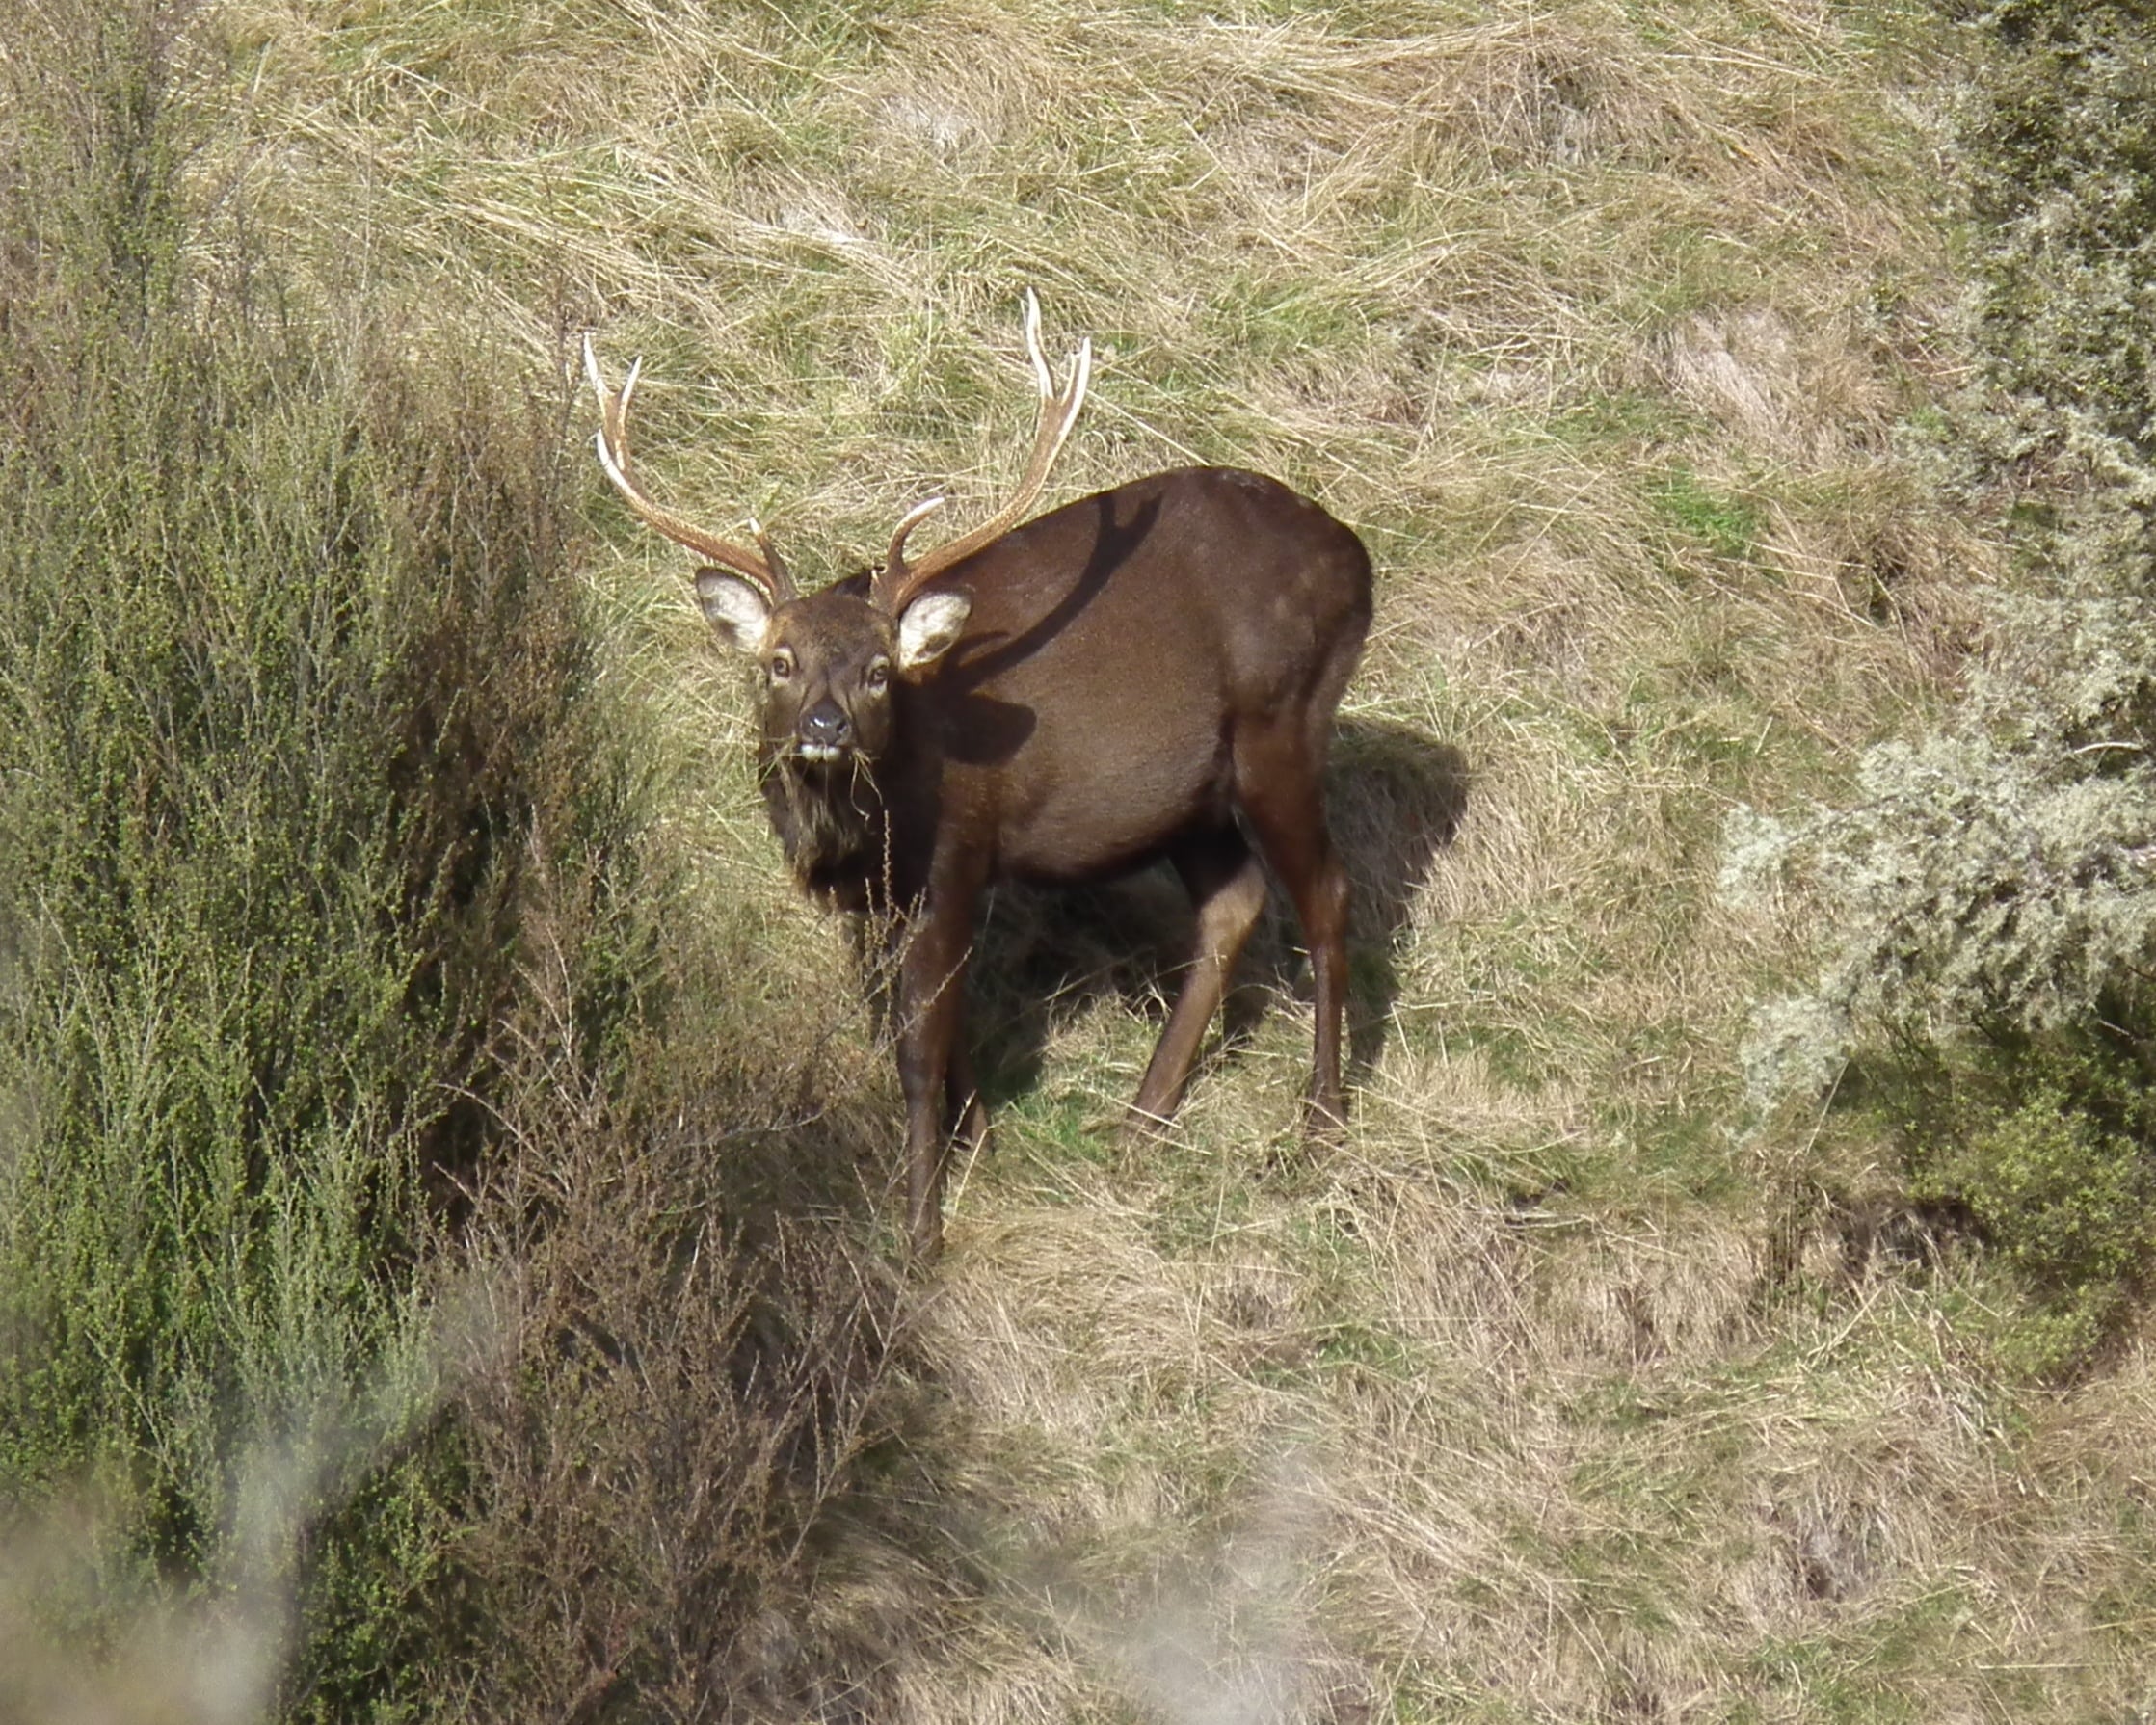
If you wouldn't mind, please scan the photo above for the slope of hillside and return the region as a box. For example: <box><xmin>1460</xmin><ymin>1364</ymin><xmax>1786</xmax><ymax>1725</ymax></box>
<box><xmin>7</xmin><ymin>0</ymin><xmax>2152</xmax><ymax>1717</ymax></box>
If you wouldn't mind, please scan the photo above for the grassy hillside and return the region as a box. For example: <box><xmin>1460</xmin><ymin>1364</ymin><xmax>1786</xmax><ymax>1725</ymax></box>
<box><xmin>4</xmin><ymin>0</ymin><xmax>2152</xmax><ymax>1719</ymax></box>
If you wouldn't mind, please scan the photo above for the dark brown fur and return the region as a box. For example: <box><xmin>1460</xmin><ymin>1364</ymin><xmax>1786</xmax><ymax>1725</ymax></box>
<box><xmin>716</xmin><ymin>465</ymin><xmax>1372</xmax><ymax>1260</ymax></box>
<box><xmin>761</xmin><ymin>756</ymin><xmax>884</xmax><ymax>911</ymax></box>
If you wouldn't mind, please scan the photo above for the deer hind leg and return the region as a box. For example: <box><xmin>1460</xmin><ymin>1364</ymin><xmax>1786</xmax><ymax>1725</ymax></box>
<box><xmin>1129</xmin><ymin>827</ymin><xmax>1269</xmax><ymax>1135</ymax></box>
<box><xmin>1233</xmin><ymin>720</ymin><xmax>1351</xmax><ymax>1133</ymax></box>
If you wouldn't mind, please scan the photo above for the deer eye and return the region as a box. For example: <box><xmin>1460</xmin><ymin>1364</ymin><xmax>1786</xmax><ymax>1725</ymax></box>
<box><xmin>768</xmin><ymin>649</ymin><xmax>795</xmax><ymax>682</ymax></box>
<box><xmin>865</xmin><ymin>657</ymin><xmax>891</xmax><ymax>694</ymax></box>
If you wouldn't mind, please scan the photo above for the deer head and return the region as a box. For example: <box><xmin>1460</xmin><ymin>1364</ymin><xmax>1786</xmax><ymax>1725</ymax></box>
<box><xmin>583</xmin><ymin>294</ymin><xmax>1091</xmax><ymax>772</ymax></box>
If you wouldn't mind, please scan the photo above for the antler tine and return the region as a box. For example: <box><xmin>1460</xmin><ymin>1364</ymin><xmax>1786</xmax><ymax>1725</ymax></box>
<box><xmin>582</xmin><ymin>333</ymin><xmax>795</xmax><ymax>604</ymax></box>
<box><xmin>1022</xmin><ymin>285</ymin><xmax>1055</xmax><ymax>399</ymax></box>
<box><xmin>877</xmin><ymin>292</ymin><xmax>1093</xmax><ymax>613</ymax></box>
<box><xmin>878</xmin><ymin>496</ymin><xmax>946</xmax><ymax>599</ymax></box>
<box><xmin>747</xmin><ymin>517</ymin><xmax>794</xmax><ymax>597</ymax></box>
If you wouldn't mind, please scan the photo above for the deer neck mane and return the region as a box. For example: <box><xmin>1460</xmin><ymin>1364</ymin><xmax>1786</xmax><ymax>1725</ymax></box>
<box><xmin>760</xmin><ymin>753</ymin><xmax>892</xmax><ymax>913</ymax></box>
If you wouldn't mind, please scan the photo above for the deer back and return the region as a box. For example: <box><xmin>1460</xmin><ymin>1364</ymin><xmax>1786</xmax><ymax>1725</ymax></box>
<box><xmin>889</xmin><ymin>465</ymin><xmax>1373</xmax><ymax>887</ymax></box>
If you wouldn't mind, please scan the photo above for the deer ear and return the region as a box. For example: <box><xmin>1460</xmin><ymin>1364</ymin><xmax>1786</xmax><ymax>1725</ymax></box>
<box><xmin>694</xmin><ymin>569</ymin><xmax>771</xmax><ymax>654</ymax></box>
<box><xmin>895</xmin><ymin>590</ymin><xmax>971</xmax><ymax>673</ymax></box>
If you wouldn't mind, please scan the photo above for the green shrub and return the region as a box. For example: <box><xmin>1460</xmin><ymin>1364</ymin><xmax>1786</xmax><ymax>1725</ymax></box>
<box><xmin>1928</xmin><ymin>1091</ymin><xmax>2150</xmax><ymax>1368</ymax></box>
<box><xmin>0</xmin><ymin>10</ymin><xmax>927</xmax><ymax>1716</ymax></box>
<box><xmin>1726</xmin><ymin>0</ymin><xmax>2156</xmax><ymax>1372</ymax></box>
<box><xmin>0</xmin><ymin>1</ymin><xmax>623</xmax><ymax>1710</ymax></box>
<box><xmin>1956</xmin><ymin>0</ymin><xmax>2156</xmax><ymax>555</ymax></box>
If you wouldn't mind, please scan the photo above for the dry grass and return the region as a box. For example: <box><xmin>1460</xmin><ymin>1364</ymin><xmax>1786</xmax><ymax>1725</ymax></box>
<box><xmin>129</xmin><ymin>0</ymin><xmax>2156</xmax><ymax>1716</ymax></box>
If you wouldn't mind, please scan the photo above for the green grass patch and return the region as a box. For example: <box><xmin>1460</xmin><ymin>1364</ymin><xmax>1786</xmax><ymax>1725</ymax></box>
<box><xmin>1649</xmin><ymin>463</ymin><xmax>1764</xmax><ymax>565</ymax></box>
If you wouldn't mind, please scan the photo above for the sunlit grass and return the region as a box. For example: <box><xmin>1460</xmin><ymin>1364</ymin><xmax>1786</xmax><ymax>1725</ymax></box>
<box><xmin>3</xmin><ymin>0</ymin><xmax>2148</xmax><ymax>1717</ymax></box>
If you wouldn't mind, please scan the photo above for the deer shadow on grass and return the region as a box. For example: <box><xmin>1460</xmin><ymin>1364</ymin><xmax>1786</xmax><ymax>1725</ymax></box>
<box><xmin>956</xmin><ymin>716</ymin><xmax>1469</xmax><ymax>1122</ymax></box>
<box><xmin>1327</xmin><ymin>717</ymin><xmax>1471</xmax><ymax>1075</ymax></box>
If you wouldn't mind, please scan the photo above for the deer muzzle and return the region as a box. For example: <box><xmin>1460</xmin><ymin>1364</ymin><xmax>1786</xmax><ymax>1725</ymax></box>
<box><xmin>795</xmin><ymin>699</ymin><xmax>852</xmax><ymax>762</ymax></box>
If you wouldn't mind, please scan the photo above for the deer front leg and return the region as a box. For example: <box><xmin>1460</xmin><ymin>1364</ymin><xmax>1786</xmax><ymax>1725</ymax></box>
<box><xmin>892</xmin><ymin>871</ymin><xmax>979</xmax><ymax>1263</ymax></box>
<box><xmin>948</xmin><ymin>1041</ymin><xmax>992</xmax><ymax>1170</ymax></box>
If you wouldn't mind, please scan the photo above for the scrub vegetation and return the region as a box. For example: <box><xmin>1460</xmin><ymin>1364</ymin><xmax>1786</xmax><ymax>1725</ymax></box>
<box><xmin>0</xmin><ymin>0</ymin><xmax>2149</xmax><ymax>1719</ymax></box>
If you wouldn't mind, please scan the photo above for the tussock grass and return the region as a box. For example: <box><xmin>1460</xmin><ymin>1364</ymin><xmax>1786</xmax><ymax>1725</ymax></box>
<box><xmin>5</xmin><ymin>0</ymin><xmax>2152</xmax><ymax>1718</ymax></box>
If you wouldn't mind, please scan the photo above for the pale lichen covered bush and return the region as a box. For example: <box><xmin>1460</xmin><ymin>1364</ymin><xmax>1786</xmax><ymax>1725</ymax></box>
<box><xmin>1727</xmin><ymin>602</ymin><xmax>2156</xmax><ymax>1085</ymax></box>
<box><xmin>1728</xmin><ymin>0</ymin><xmax>2156</xmax><ymax>1369</ymax></box>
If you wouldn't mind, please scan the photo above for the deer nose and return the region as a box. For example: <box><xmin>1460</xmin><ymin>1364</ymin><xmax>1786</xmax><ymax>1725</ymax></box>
<box><xmin>798</xmin><ymin>701</ymin><xmax>851</xmax><ymax>755</ymax></box>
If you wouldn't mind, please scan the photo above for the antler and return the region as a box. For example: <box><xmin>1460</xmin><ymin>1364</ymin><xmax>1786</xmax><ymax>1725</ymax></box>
<box><xmin>583</xmin><ymin>334</ymin><xmax>796</xmax><ymax>605</ymax></box>
<box><xmin>875</xmin><ymin>290</ymin><xmax>1092</xmax><ymax>613</ymax></box>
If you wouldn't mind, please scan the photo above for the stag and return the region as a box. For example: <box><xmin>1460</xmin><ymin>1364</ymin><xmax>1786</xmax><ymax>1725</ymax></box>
<box><xmin>586</xmin><ymin>297</ymin><xmax>1371</xmax><ymax>1260</ymax></box>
